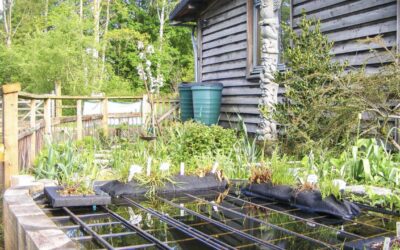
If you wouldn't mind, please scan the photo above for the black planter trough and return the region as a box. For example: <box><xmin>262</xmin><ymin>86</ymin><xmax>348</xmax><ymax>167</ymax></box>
<box><xmin>44</xmin><ymin>186</ymin><xmax>111</xmax><ymax>208</ymax></box>
<box><xmin>242</xmin><ymin>183</ymin><xmax>361</xmax><ymax>219</ymax></box>
<box><xmin>100</xmin><ymin>173</ymin><xmax>228</xmax><ymax>197</ymax></box>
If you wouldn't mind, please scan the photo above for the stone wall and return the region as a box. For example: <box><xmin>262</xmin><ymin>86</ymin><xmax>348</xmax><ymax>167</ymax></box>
<box><xmin>4</xmin><ymin>185</ymin><xmax>77</xmax><ymax>250</ymax></box>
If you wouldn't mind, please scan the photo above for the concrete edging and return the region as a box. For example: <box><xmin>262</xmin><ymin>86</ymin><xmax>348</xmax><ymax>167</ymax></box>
<box><xmin>4</xmin><ymin>184</ymin><xmax>77</xmax><ymax>250</ymax></box>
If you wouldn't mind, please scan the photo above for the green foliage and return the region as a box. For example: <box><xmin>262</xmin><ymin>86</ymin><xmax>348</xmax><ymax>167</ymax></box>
<box><xmin>329</xmin><ymin>139</ymin><xmax>400</xmax><ymax>188</ymax></box>
<box><xmin>164</xmin><ymin>121</ymin><xmax>238</xmax><ymax>165</ymax></box>
<box><xmin>318</xmin><ymin>179</ymin><xmax>341</xmax><ymax>199</ymax></box>
<box><xmin>271</xmin><ymin>16</ymin><xmax>356</xmax><ymax>155</ymax></box>
<box><xmin>340</xmin><ymin>37</ymin><xmax>400</xmax><ymax>150</ymax></box>
<box><xmin>0</xmin><ymin>0</ymin><xmax>193</xmax><ymax>95</ymax></box>
<box><xmin>105</xmin><ymin>1</ymin><xmax>194</xmax><ymax>93</ymax></box>
<box><xmin>33</xmin><ymin>138</ymin><xmax>99</xmax><ymax>195</ymax></box>
<box><xmin>295</xmin><ymin>138</ymin><xmax>400</xmax><ymax>202</ymax></box>
<box><xmin>107</xmin><ymin>121</ymin><xmax>253</xmax><ymax>185</ymax></box>
<box><xmin>267</xmin><ymin>151</ymin><xmax>297</xmax><ymax>186</ymax></box>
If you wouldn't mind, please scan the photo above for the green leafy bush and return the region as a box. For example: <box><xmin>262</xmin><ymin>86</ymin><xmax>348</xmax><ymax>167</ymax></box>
<box><xmin>163</xmin><ymin>121</ymin><xmax>238</xmax><ymax>166</ymax></box>
<box><xmin>270</xmin><ymin>16</ymin><xmax>357</xmax><ymax>155</ymax></box>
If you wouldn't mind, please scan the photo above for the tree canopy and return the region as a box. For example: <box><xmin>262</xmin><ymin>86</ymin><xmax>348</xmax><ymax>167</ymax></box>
<box><xmin>0</xmin><ymin>0</ymin><xmax>194</xmax><ymax>95</ymax></box>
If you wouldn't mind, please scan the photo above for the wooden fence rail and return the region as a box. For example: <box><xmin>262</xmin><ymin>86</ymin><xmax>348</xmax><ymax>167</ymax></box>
<box><xmin>1</xmin><ymin>83</ymin><xmax>179</xmax><ymax>189</ymax></box>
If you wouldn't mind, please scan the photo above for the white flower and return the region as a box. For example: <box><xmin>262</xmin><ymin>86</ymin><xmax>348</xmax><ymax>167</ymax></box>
<box><xmin>307</xmin><ymin>174</ymin><xmax>318</xmax><ymax>184</ymax></box>
<box><xmin>146</xmin><ymin>45</ymin><xmax>154</xmax><ymax>54</ymax></box>
<box><xmin>128</xmin><ymin>164</ymin><xmax>143</xmax><ymax>182</ymax></box>
<box><xmin>137</xmin><ymin>41</ymin><xmax>144</xmax><ymax>50</ymax></box>
<box><xmin>146</xmin><ymin>60</ymin><xmax>151</xmax><ymax>67</ymax></box>
<box><xmin>139</xmin><ymin>52</ymin><xmax>145</xmax><ymax>60</ymax></box>
<box><xmin>160</xmin><ymin>162</ymin><xmax>170</xmax><ymax>171</ymax></box>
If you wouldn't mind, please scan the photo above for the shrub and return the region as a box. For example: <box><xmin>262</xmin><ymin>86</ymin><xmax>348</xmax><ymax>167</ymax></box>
<box><xmin>270</xmin><ymin>16</ymin><xmax>358</xmax><ymax>155</ymax></box>
<box><xmin>164</xmin><ymin>121</ymin><xmax>238</xmax><ymax>166</ymax></box>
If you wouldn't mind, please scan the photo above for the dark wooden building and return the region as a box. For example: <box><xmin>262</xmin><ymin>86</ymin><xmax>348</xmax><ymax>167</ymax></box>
<box><xmin>170</xmin><ymin>0</ymin><xmax>399</xmax><ymax>134</ymax></box>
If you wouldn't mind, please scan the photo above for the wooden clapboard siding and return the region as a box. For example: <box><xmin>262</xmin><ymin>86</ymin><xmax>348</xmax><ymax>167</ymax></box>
<box><xmin>293</xmin><ymin>0</ymin><xmax>398</xmax><ymax>69</ymax></box>
<box><xmin>195</xmin><ymin>0</ymin><xmax>399</xmax><ymax>133</ymax></box>
<box><xmin>219</xmin><ymin>120</ymin><xmax>259</xmax><ymax>133</ymax></box>
<box><xmin>199</xmin><ymin>0</ymin><xmax>262</xmax><ymax>132</ymax></box>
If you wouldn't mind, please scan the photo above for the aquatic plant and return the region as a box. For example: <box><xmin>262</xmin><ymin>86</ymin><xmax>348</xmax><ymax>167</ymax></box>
<box><xmin>34</xmin><ymin>138</ymin><xmax>99</xmax><ymax>196</ymax></box>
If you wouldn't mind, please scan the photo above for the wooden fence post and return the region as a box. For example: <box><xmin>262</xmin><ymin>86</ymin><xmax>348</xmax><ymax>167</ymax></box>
<box><xmin>76</xmin><ymin>100</ymin><xmax>83</xmax><ymax>140</ymax></box>
<box><xmin>102</xmin><ymin>98</ymin><xmax>109</xmax><ymax>137</ymax></box>
<box><xmin>44</xmin><ymin>98</ymin><xmax>52</xmax><ymax>139</ymax></box>
<box><xmin>55</xmin><ymin>81</ymin><xmax>62</xmax><ymax>118</ymax></box>
<box><xmin>2</xmin><ymin>83</ymin><xmax>21</xmax><ymax>188</ymax></box>
<box><xmin>29</xmin><ymin>100</ymin><xmax>37</xmax><ymax>165</ymax></box>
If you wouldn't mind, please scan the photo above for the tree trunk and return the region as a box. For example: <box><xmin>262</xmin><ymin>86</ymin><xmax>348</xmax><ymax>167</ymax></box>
<box><xmin>79</xmin><ymin>0</ymin><xmax>83</xmax><ymax>21</ymax></box>
<box><xmin>92</xmin><ymin>0</ymin><xmax>102</xmax><ymax>58</ymax></box>
<box><xmin>156</xmin><ymin>0</ymin><xmax>166</xmax><ymax>92</ymax></box>
<box><xmin>2</xmin><ymin>0</ymin><xmax>13</xmax><ymax>48</ymax></box>
<box><xmin>100</xmin><ymin>0</ymin><xmax>111</xmax><ymax>82</ymax></box>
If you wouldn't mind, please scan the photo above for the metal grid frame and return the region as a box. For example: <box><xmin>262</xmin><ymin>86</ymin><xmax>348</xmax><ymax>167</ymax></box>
<box><xmin>38</xmin><ymin>189</ymin><xmax>398</xmax><ymax>250</ymax></box>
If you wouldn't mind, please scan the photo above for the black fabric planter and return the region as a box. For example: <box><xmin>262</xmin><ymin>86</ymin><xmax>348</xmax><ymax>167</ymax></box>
<box><xmin>242</xmin><ymin>183</ymin><xmax>361</xmax><ymax>219</ymax></box>
<box><xmin>100</xmin><ymin>174</ymin><xmax>229</xmax><ymax>197</ymax></box>
<box><xmin>243</xmin><ymin>183</ymin><xmax>293</xmax><ymax>203</ymax></box>
<box><xmin>44</xmin><ymin>186</ymin><xmax>111</xmax><ymax>208</ymax></box>
<box><xmin>292</xmin><ymin>191</ymin><xmax>361</xmax><ymax>219</ymax></box>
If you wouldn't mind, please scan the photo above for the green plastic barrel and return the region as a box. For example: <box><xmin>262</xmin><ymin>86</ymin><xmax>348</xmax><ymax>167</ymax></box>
<box><xmin>191</xmin><ymin>82</ymin><xmax>223</xmax><ymax>125</ymax></box>
<box><xmin>178</xmin><ymin>83</ymin><xmax>194</xmax><ymax>122</ymax></box>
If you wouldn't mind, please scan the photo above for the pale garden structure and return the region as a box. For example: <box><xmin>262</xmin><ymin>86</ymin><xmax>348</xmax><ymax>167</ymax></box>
<box><xmin>258</xmin><ymin>0</ymin><xmax>281</xmax><ymax>140</ymax></box>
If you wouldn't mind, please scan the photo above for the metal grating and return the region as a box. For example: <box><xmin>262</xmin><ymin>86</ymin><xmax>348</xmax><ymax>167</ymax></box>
<box><xmin>37</xmin><ymin>188</ymin><xmax>398</xmax><ymax>250</ymax></box>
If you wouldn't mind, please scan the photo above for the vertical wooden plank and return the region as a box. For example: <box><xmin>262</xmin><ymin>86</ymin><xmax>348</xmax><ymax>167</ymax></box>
<box><xmin>197</xmin><ymin>21</ymin><xmax>203</xmax><ymax>82</ymax></box>
<box><xmin>29</xmin><ymin>100</ymin><xmax>37</xmax><ymax>166</ymax></box>
<box><xmin>246</xmin><ymin>0</ymin><xmax>254</xmax><ymax>78</ymax></box>
<box><xmin>76</xmin><ymin>100</ymin><xmax>83</xmax><ymax>140</ymax></box>
<box><xmin>2</xmin><ymin>83</ymin><xmax>21</xmax><ymax>188</ymax></box>
<box><xmin>55</xmin><ymin>81</ymin><xmax>62</xmax><ymax>118</ymax></box>
<box><xmin>102</xmin><ymin>98</ymin><xmax>109</xmax><ymax>137</ymax></box>
<box><xmin>44</xmin><ymin>98</ymin><xmax>52</xmax><ymax>139</ymax></box>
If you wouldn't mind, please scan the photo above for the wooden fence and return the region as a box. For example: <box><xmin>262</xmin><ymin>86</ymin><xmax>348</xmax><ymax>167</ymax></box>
<box><xmin>1</xmin><ymin>83</ymin><xmax>179</xmax><ymax>189</ymax></box>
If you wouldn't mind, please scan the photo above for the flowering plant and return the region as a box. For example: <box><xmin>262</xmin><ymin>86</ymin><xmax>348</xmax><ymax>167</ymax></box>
<box><xmin>136</xmin><ymin>41</ymin><xmax>164</xmax><ymax>94</ymax></box>
<box><xmin>136</xmin><ymin>41</ymin><xmax>164</xmax><ymax>137</ymax></box>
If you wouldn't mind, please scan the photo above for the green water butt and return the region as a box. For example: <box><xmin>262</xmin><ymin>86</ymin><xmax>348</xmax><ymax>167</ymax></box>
<box><xmin>178</xmin><ymin>83</ymin><xmax>194</xmax><ymax>122</ymax></box>
<box><xmin>191</xmin><ymin>82</ymin><xmax>223</xmax><ymax>126</ymax></box>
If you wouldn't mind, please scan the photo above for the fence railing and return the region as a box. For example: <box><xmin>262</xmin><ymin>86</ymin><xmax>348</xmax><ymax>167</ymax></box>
<box><xmin>1</xmin><ymin>83</ymin><xmax>179</xmax><ymax>188</ymax></box>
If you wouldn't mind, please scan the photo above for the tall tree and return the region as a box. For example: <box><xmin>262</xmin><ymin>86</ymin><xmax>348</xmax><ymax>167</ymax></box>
<box><xmin>152</xmin><ymin>0</ymin><xmax>176</xmax><ymax>89</ymax></box>
<box><xmin>2</xmin><ymin>0</ymin><xmax>13</xmax><ymax>47</ymax></box>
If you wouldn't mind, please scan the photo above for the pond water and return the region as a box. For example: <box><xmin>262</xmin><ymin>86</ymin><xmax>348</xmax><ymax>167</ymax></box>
<box><xmin>38</xmin><ymin>188</ymin><xmax>397</xmax><ymax>250</ymax></box>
